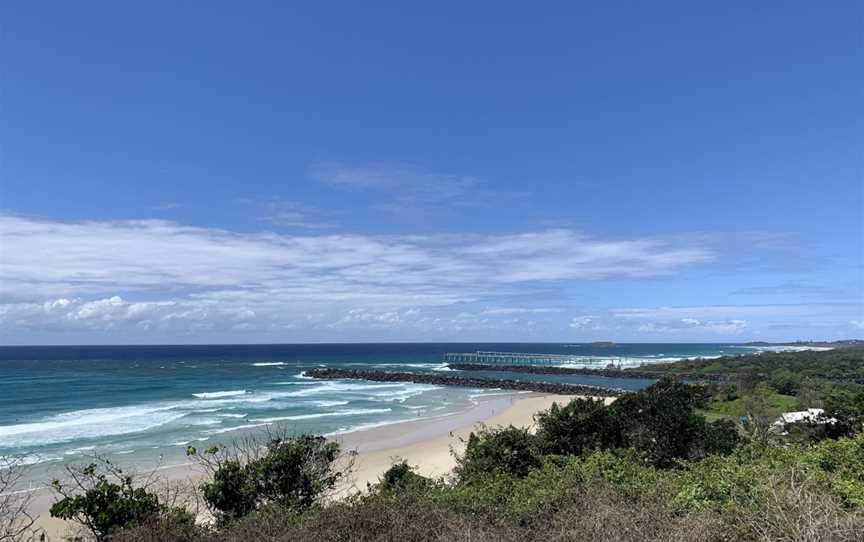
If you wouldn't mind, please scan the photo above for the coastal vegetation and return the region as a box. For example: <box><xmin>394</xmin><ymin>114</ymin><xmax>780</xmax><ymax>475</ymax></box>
<box><xmin>40</xmin><ymin>363</ymin><xmax>864</xmax><ymax>542</ymax></box>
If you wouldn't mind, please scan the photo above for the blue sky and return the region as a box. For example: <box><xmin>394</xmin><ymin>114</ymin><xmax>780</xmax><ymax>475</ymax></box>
<box><xmin>1</xmin><ymin>1</ymin><xmax>862</xmax><ymax>344</ymax></box>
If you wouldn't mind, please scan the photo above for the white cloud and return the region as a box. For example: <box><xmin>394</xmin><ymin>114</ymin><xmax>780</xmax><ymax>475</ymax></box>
<box><xmin>569</xmin><ymin>316</ymin><xmax>602</xmax><ymax>330</ymax></box>
<box><xmin>308</xmin><ymin>161</ymin><xmax>526</xmax><ymax>212</ymax></box>
<box><xmin>611</xmin><ymin>304</ymin><xmax>844</xmax><ymax>320</ymax></box>
<box><xmin>3</xmin><ymin>214</ymin><xmax>827</xmax><ymax>341</ymax></box>
<box><xmin>151</xmin><ymin>202</ymin><xmax>182</xmax><ymax>211</ymax></box>
<box><xmin>636</xmin><ymin>318</ymin><xmax>747</xmax><ymax>334</ymax></box>
<box><xmin>253</xmin><ymin>198</ymin><xmax>337</xmax><ymax>229</ymax></box>
<box><xmin>479</xmin><ymin>307</ymin><xmax>565</xmax><ymax>316</ymax></box>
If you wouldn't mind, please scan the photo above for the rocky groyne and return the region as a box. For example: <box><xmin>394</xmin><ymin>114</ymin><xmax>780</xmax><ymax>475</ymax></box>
<box><xmin>305</xmin><ymin>368</ymin><xmax>628</xmax><ymax>397</ymax></box>
<box><xmin>447</xmin><ymin>363</ymin><xmax>727</xmax><ymax>382</ymax></box>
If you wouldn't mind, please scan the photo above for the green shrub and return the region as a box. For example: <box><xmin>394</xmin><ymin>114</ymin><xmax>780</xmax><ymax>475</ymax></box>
<box><xmin>376</xmin><ymin>461</ymin><xmax>434</xmax><ymax>493</ymax></box>
<box><xmin>802</xmin><ymin>433</ymin><xmax>864</xmax><ymax>506</ymax></box>
<box><xmin>454</xmin><ymin>425</ymin><xmax>543</xmax><ymax>482</ymax></box>
<box><xmin>823</xmin><ymin>387</ymin><xmax>864</xmax><ymax>438</ymax></box>
<box><xmin>534</xmin><ymin>398</ymin><xmax>617</xmax><ymax>455</ymax></box>
<box><xmin>196</xmin><ymin>433</ymin><xmax>343</xmax><ymax>523</ymax></box>
<box><xmin>50</xmin><ymin>460</ymin><xmax>175</xmax><ymax>541</ymax></box>
<box><xmin>535</xmin><ymin>377</ymin><xmax>739</xmax><ymax>468</ymax></box>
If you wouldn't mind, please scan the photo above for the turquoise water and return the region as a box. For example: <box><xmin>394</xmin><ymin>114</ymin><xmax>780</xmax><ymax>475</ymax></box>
<box><xmin>0</xmin><ymin>343</ymin><xmax>755</xmax><ymax>474</ymax></box>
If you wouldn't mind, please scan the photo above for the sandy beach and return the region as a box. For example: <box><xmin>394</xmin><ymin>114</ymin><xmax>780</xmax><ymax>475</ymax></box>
<box><xmin>24</xmin><ymin>392</ymin><xmax>595</xmax><ymax>540</ymax></box>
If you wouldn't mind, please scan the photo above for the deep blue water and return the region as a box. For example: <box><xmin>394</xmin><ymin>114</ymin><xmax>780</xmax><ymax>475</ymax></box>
<box><xmin>0</xmin><ymin>343</ymin><xmax>753</xmax><ymax>471</ymax></box>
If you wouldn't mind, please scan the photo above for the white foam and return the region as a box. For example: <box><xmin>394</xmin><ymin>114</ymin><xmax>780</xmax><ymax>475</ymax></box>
<box><xmin>370</xmin><ymin>385</ymin><xmax>440</xmax><ymax>402</ymax></box>
<box><xmin>250</xmin><ymin>408</ymin><xmax>392</xmax><ymax>423</ymax></box>
<box><xmin>312</xmin><ymin>400</ymin><xmax>349</xmax><ymax>407</ymax></box>
<box><xmin>193</xmin><ymin>390</ymin><xmax>247</xmax><ymax>399</ymax></box>
<box><xmin>252</xmin><ymin>362</ymin><xmax>287</xmax><ymax>367</ymax></box>
<box><xmin>324</xmin><ymin>418</ymin><xmax>413</xmax><ymax>436</ymax></box>
<box><xmin>0</xmin><ymin>404</ymin><xmax>187</xmax><ymax>448</ymax></box>
<box><xmin>14</xmin><ymin>454</ymin><xmax>63</xmax><ymax>467</ymax></box>
<box><xmin>745</xmin><ymin>345</ymin><xmax>834</xmax><ymax>353</ymax></box>
<box><xmin>277</xmin><ymin>381</ymin><xmax>414</xmax><ymax>398</ymax></box>
<box><xmin>204</xmin><ymin>423</ymin><xmax>271</xmax><ymax>435</ymax></box>
<box><xmin>63</xmin><ymin>445</ymin><xmax>96</xmax><ymax>456</ymax></box>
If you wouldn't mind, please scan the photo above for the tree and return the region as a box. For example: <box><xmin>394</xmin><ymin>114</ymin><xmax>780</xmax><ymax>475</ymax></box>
<box><xmin>376</xmin><ymin>460</ymin><xmax>432</xmax><ymax>493</ymax></box>
<box><xmin>768</xmin><ymin>368</ymin><xmax>801</xmax><ymax>396</ymax></box>
<box><xmin>454</xmin><ymin>425</ymin><xmax>543</xmax><ymax>482</ymax></box>
<box><xmin>49</xmin><ymin>457</ymin><xmax>184</xmax><ymax>541</ymax></box>
<box><xmin>0</xmin><ymin>456</ymin><xmax>44</xmax><ymax>542</ymax></box>
<box><xmin>795</xmin><ymin>378</ymin><xmax>824</xmax><ymax>410</ymax></box>
<box><xmin>823</xmin><ymin>387</ymin><xmax>864</xmax><ymax>438</ymax></box>
<box><xmin>535</xmin><ymin>398</ymin><xmax>618</xmax><ymax>455</ymax></box>
<box><xmin>740</xmin><ymin>384</ymin><xmax>781</xmax><ymax>449</ymax></box>
<box><xmin>535</xmin><ymin>377</ymin><xmax>739</xmax><ymax>468</ymax></box>
<box><xmin>192</xmin><ymin>430</ymin><xmax>348</xmax><ymax>523</ymax></box>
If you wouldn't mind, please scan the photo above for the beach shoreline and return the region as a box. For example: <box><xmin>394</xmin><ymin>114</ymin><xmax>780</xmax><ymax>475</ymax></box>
<box><xmin>24</xmin><ymin>391</ymin><xmax>585</xmax><ymax>540</ymax></box>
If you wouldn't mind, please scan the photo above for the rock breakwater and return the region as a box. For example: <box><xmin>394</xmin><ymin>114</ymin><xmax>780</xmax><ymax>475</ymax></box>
<box><xmin>306</xmin><ymin>368</ymin><xmax>628</xmax><ymax>397</ymax></box>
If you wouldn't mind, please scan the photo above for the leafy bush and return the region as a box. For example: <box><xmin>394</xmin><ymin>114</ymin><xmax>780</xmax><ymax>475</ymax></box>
<box><xmin>535</xmin><ymin>377</ymin><xmax>739</xmax><ymax>467</ymax></box>
<box><xmin>110</xmin><ymin>433</ymin><xmax>864</xmax><ymax>542</ymax></box>
<box><xmin>801</xmin><ymin>433</ymin><xmax>864</xmax><ymax>506</ymax></box>
<box><xmin>49</xmin><ymin>459</ymin><xmax>180</xmax><ymax>541</ymax></box>
<box><xmin>769</xmin><ymin>368</ymin><xmax>801</xmax><ymax>396</ymax></box>
<box><xmin>376</xmin><ymin>461</ymin><xmax>434</xmax><ymax>493</ymax></box>
<box><xmin>454</xmin><ymin>425</ymin><xmax>543</xmax><ymax>482</ymax></box>
<box><xmin>823</xmin><ymin>386</ymin><xmax>864</xmax><ymax>438</ymax></box>
<box><xmin>195</xmin><ymin>433</ymin><xmax>343</xmax><ymax>523</ymax></box>
<box><xmin>534</xmin><ymin>397</ymin><xmax>617</xmax><ymax>455</ymax></box>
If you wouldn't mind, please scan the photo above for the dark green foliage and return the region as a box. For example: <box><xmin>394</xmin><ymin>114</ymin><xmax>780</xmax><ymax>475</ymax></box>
<box><xmin>703</xmin><ymin>418</ymin><xmax>740</xmax><ymax>455</ymax></box>
<box><xmin>199</xmin><ymin>434</ymin><xmax>342</xmax><ymax>523</ymax></box>
<box><xmin>201</xmin><ymin>460</ymin><xmax>257</xmax><ymax>522</ymax></box>
<box><xmin>534</xmin><ymin>397</ymin><xmax>617</xmax><ymax>455</ymax></box>
<box><xmin>823</xmin><ymin>386</ymin><xmax>864</xmax><ymax>438</ymax></box>
<box><xmin>113</xmin><ymin>435</ymin><xmax>864</xmax><ymax>541</ymax></box>
<box><xmin>454</xmin><ymin>425</ymin><xmax>543</xmax><ymax>481</ymax></box>
<box><xmin>50</xmin><ymin>462</ymin><xmax>167</xmax><ymax>541</ymax></box>
<box><xmin>377</xmin><ymin>461</ymin><xmax>433</xmax><ymax>493</ymax></box>
<box><xmin>254</xmin><ymin>435</ymin><xmax>341</xmax><ymax>509</ymax></box>
<box><xmin>535</xmin><ymin>377</ymin><xmax>739</xmax><ymax>467</ymax></box>
<box><xmin>633</xmin><ymin>347</ymin><xmax>864</xmax><ymax>380</ymax></box>
<box><xmin>768</xmin><ymin>368</ymin><xmax>801</xmax><ymax>395</ymax></box>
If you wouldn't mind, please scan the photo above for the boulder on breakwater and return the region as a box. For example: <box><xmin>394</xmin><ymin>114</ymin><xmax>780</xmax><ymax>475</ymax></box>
<box><xmin>447</xmin><ymin>363</ymin><xmax>727</xmax><ymax>382</ymax></box>
<box><xmin>305</xmin><ymin>367</ymin><xmax>628</xmax><ymax>397</ymax></box>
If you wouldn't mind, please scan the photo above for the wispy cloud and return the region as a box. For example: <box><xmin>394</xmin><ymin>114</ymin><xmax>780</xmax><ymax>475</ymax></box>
<box><xmin>637</xmin><ymin>318</ymin><xmax>748</xmax><ymax>335</ymax></box>
<box><xmin>610</xmin><ymin>304</ymin><xmax>857</xmax><ymax>320</ymax></box>
<box><xmin>257</xmin><ymin>198</ymin><xmax>338</xmax><ymax>229</ymax></box>
<box><xmin>308</xmin><ymin>161</ymin><xmax>525</xmax><ymax>212</ymax></box>
<box><xmin>0</xmin><ymin>214</ymin><xmax>720</xmax><ymax>338</ymax></box>
<box><xmin>609</xmin><ymin>303</ymin><xmax>863</xmax><ymax>338</ymax></box>
<box><xmin>150</xmin><ymin>202</ymin><xmax>182</xmax><ymax>211</ymax></box>
<box><xmin>478</xmin><ymin>307</ymin><xmax>566</xmax><ymax>316</ymax></box>
<box><xmin>731</xmin><ymin>283</ymin><xmax>848</xmax><ymax>298</ymax></box>
<box><xmin>569</xmin><ymin>315</ymin><xmax>604</xmax><ymax>330</ymax></box>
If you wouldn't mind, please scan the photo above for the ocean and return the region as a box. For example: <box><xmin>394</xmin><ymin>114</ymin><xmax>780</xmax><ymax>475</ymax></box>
<box><xmin>0</xmin><ymin>343</ymin><xmax>761</xmax><ymax>480</ymax></box>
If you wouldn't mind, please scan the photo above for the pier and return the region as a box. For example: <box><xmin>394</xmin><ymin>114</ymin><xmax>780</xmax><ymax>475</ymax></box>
<box><xmin>442</xmin><ymin>351</ymin><xmax>621</xmax><ymax>367</ymax></box>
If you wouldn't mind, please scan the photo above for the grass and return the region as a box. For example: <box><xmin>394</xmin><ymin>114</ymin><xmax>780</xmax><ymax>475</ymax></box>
<box><xmin>703</xmin><ymin>392</ymin><xmax>798</xmax><ymax>419</ymax></box>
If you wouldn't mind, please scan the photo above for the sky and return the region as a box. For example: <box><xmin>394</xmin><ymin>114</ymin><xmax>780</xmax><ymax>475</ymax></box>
<box><xmin>1</xmin><ymin>1</ymin><xmax>862</xmax><ymax>344</ymax></box>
